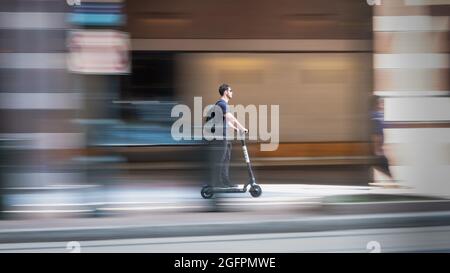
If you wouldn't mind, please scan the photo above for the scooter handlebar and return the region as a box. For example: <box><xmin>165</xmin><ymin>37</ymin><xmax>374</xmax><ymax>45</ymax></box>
<box><xmin>239</xmin><ymin>129</ymin><xmax>249</xmax><ymax>135</ymax></box>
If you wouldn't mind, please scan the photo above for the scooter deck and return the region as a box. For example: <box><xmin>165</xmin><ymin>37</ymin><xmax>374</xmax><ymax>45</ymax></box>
<box><xmin>210</xmin><ymin>187</ymin><xmax>246</xmax><ymax>193</ymax></box>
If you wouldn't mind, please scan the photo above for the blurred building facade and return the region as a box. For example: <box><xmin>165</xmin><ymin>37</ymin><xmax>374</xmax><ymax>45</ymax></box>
<box><xmin>0</xmin><ymin>0</ymin><xmax>449</xmax><ymax>217</ymax></box>
<box><xmin>373</xmin><ymin>0</ymin><xmax>450</xmax><ymax>195</ymax></box>
<box><xmin>126</xmin><ymin>0</ymin><xmax>374</xmax><ymax>166</ymax></box>
<box><xmin>0</xmin><ymin>0</ymin><xmax>86</xmax><ymax>214</ymax></box>
<box><xmin>0</xmin><ymin>0</ymin><xmax>128</xmax><ymax>214</ymax></box>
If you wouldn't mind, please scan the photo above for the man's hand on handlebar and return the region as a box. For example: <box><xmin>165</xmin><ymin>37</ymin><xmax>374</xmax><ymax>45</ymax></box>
<box><xmin>240</xmin><ymin>128</ymin><xmax>249</xmax><ymax>135</ymax></box>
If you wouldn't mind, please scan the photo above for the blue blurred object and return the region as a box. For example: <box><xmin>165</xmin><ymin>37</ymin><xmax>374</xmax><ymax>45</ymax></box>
<box><xmin>80</xmin><ymin>101</ymin><xmax>200</xmax><ymax>147</ymax></box>
<box><xmin>68</xmin><ymin>1</ymin><xmax>124</xmax><ymax>26</ymax></box>
<box><xmin>68</xmin><ymin>13</ymin><xmax>124</xmax><ymax>26</ymax></box>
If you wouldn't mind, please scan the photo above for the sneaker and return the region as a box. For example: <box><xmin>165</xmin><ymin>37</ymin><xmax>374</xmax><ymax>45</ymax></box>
<box><xmin>221</xmin><ymin>178</ymin><xmax>238</xmax><ymax>188</ymax></box>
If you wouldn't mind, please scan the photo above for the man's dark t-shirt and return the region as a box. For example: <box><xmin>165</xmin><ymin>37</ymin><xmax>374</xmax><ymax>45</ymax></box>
<box><xmin>371</xmin><ymin>111</ymin><xmax>384</xmax><ymax>136</ymax></box>
<box><xmin>206</xmin><ymin>99</ymin><xmax>229</xmax><ymax>138</ymax></box>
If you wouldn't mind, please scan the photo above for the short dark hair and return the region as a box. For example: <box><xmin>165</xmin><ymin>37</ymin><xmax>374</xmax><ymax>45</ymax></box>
<box><xmin>219</xmin><ymin>84</ymin><xmax>231</xmax><ymax>96</ymax></box>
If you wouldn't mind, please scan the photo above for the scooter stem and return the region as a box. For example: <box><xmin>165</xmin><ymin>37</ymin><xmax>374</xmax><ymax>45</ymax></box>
<box><xmin>240</xmin><ymin>131</ymin><xmax>256</xmax><ymax>185</ymax></box>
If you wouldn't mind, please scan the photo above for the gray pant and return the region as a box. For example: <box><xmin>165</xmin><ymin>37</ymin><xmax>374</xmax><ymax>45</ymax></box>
<box><xmin>209</xmin><ymin>140</ymin><xmax>232</xmax><ymax>187</ymax></box>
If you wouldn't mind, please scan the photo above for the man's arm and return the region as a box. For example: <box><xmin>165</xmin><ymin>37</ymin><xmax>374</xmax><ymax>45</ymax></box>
<box><xmin>225</xmin><ymin>112</ymin><xmax>248</xmax><ymax>133</ymax></box>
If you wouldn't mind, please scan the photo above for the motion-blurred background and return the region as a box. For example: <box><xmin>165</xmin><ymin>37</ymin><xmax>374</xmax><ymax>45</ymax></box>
<box><xmin>0</xmin><ymin>0</ymin><xmax>449</xmax><ymax>252</ymax></box>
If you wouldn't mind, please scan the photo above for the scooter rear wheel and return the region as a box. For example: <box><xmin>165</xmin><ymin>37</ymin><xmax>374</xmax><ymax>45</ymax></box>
<box><xmin>201</xmin><ymin>186</ymin><xmax>214</xmax><ymax>199</ymax></box>
<box><xmin>249</xmin><ymin>185</ymin><xmax>262</xmax><ymax>198</ymax></box>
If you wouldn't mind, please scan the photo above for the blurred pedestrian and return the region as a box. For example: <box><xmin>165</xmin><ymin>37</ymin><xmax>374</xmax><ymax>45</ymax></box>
<box><xmin>369</xmin><ymin>96</ymin><xmax>397</xmax><ymax>187</ymax></box>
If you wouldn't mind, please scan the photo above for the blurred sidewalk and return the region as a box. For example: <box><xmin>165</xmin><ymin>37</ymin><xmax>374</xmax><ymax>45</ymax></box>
<box><xmin>2</xmin><ymin>183</ymin><xmax>412</xmax><ymax>215</ymax></box>
<box><xmin>1</xmin><ymin>184</ymin><xmax>450</xmax><ymax>244</ymax></box>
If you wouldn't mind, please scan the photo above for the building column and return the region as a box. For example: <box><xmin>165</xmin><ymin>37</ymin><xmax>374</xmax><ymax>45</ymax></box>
<box><xmin>373</xmin><ymin>0</ymin><xmax>450</xmax><ymax>195</ymax></box>
<box><xmin>0</xmin><ymin>0</ymin><xmax>85</xmax><ymax>214</ymax></box>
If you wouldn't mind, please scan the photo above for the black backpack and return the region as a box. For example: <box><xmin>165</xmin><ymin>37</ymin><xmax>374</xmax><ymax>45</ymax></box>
<box><xmin>205</xmin><ymin>101</ymin><xmax>221</xmax><ymax>133</ymax></box>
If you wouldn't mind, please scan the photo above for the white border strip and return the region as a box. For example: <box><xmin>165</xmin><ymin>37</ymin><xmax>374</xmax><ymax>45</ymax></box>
<box><xmin>0</xmin><ymin>93</ymin><xmax>81</xmax><ymax>109</ymax></box>
<box><xmin>0</xmin><ymin>53</ymin><xmax>66</xmax><ymax>69</ymax></box>
<box><xmin>2</xmin><ymin>211</ymin><xmax>450</xmax><ymax>234</ymax></box>
<box><xmin>374</xmin><ymin>16</ymin><xmax>449</xmax><ymax>32</ymax></box>
<box><xmin>385</xmin><ymin>97</ymin><xmax>450</xmax><ymax>121</ymax></box>
<box><xmin>0</xmin><ymin>12</ymin><xmax>68</xmax><ymax>30</ymax></box>
<box><xmin>5</xmin><ymin>173</ymin><xmax>84</xmax><ymax>186</ymax></box>
<box><xmin>374</xmin><ymin>54</ymin><xmax>449</xmax><ymax>69</ymax></box>
<box><xmin>0</xmin><ymin>133</ymin><xmax>84</xmax><ymax>149</ymax></box>
<box><xmin>375</xmin><ymin>91</ymin><xmax>450</xmax><ymax>97</ymax></box>
<box><xmin>385</xmin><ymin>128</ymin><xmax>450</xmax><ymax>143</ymax></box>
<box><xmin>405</xmin><ymin>0</ymin><xmax>450</xmax><ymax>5</ymax></box>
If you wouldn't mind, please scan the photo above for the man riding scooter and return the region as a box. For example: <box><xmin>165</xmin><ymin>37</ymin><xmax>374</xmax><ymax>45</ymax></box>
<box><xmin>201</xmin><ymin>83</ymin><xmax>261</xmax><ymax>199</ymax></box>
<box><xmin>212</xmin><ymin>84</ymin><xmax>248</xmax><ymax>188</ymax></box>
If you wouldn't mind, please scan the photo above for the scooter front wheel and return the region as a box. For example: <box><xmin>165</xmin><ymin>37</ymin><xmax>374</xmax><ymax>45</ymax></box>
<box><xmin>201</xmin><ymin>186</ymin><xmax>214</xmax><ymax>199</ymax></box>
<box><xmin>249</xmin><ymin>185</ymin><xmax>262</xmax><ymax>198</ymax></box>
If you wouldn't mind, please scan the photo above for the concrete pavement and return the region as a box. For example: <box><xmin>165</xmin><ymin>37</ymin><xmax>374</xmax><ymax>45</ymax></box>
<box><xmin>1</xmin><ymin>184</ymin><xmax>450</xmax><ymax>251</ymax></box>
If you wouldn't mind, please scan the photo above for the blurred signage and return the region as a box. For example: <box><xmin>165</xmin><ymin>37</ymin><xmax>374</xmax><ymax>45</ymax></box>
<box><xmin>67</xmin><ymin>30</ymin><xmax>130</xmax><ymax>74</ymax></box>
<box><xmin>69</xmin><ymin>13</ymin><xmax>124</xmax><ymax>26</ymax></box>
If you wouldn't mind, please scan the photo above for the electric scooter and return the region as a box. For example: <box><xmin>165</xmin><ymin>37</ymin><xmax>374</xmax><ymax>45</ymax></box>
<box><xmin>200</xmin><ymin>131</ymin><xmax>262</xmax><ymax>199</ymax></box>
